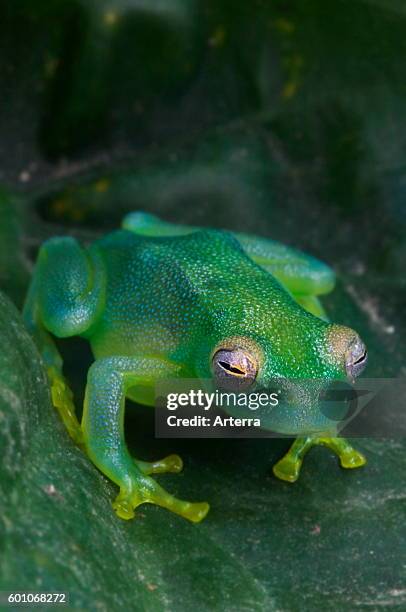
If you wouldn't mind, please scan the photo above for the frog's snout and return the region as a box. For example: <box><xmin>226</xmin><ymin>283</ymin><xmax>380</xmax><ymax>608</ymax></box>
<box><xmin>325</xmin><ymin>324</ymin><xmax>368</xmax><ymax>381</ymax></box>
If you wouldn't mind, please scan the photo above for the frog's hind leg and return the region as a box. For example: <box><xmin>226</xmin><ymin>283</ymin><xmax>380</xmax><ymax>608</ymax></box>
<box><xmin>293</xmin><ymin>295</ymin><xmax>329</xmax><ymax>321</ymax></box>
<box><xmin>82</xmin><ymin>356</ymin><xmax>209</xmax><ymax>522</ymax></box>
<box><xmin>234</xmin><ymin>232</ymin><xmax>336</xmax><ymax>298</ymax></box>
<box><xmin>233</xmin><ymin>232</ymin><xmax>335</xmax><ymax>320</ymax></box>
<box><xmin>23</xmin><ymin>237</ymin><xmax>104</xmax><ymax>444</ymax></box>
<box><xmin>122</xmin><ymin>212</ymin><xmax>198</xmax><ymax>237</ymax></box>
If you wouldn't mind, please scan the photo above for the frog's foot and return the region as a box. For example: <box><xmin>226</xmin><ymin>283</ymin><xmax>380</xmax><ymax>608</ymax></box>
<box><xmin>273</xmin><ymin>436</ymin><xmax>366</xmax><ymax>483</ymax></box>
<box><xmin>134</xmin><ymin>454</ymin><xmax>183</xmax><ymax>475</ymax></box>
<box><xmin>112</xmin><ymin>473</ymin><xmax>209</xmax><ymax>523</ymax></box>
<box><xmin>273</xmin><ymin>454</ymin><xmax>303</xmax><ymax>483</ymax></box>
<box><xmin>47</xmin><ymin>366</ymin><xmax>84</xmax><ymax>446</ymax></box>
<box><xmin>273</xmin><ymin>437</ymin><xmax>313</xmax><ymax>483</ymax></box>
<box><xmin>317</xmin><ymin>437</ymin><xmax>367</xmax><ymax>469</ymax></box>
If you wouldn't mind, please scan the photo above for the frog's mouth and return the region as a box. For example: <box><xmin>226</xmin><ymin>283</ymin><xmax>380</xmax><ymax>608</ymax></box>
<box><xmin>221</xmin><ymin>379</ymin><xmax>354</xmax><ymax>436</ymax></box>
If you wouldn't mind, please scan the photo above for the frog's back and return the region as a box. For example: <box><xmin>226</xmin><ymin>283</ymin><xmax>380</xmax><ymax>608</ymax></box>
<box><xmin>88</xmin><ymin>228</ymin><xmax>294</xmax><ymax>361</ymax></box>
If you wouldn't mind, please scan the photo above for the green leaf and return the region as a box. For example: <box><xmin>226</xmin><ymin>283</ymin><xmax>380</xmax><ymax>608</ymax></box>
<box><xmin>0</xmin><ymin>288</ymin><xmax>405</xmax><ymax>609</ymax></box>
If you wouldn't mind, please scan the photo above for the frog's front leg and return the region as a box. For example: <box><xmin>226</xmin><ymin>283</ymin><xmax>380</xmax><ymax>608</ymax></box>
<box><xmin>82</xmin><ymin>356</ymin><xmax>209</xmax><ymax>522</ymax></box>
<box><xmin>23</xmin><ymin>237</ymin><xmax>105</xmax><ymax>444</ymax></box>
<box><xmin>273</xmin><ymin>436</ymin><xmax>367</xmax><ymax>483</ymax></box>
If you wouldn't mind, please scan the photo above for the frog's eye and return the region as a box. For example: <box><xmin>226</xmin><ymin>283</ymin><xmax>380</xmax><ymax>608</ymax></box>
<box><xmin>212</xmin><ymin>348</ymin><xmax>258</xmax><ymax>390</ymax></box>
<box><xmin>345</xmin><ymin>337</ymin><xmax>368</xmax><ymax>380</ymax></box>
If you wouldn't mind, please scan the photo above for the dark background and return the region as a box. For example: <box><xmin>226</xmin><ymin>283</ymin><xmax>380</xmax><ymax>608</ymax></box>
<box><xmin>0</xmin><ymin>1</ymin><xmax>405</xmax><ymax>610</ymax></box>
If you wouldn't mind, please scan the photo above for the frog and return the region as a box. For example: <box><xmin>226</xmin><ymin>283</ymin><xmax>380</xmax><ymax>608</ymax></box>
<box><xmin>23</xmin><ymin>212</ymin><xmax>368</xmax><ymax>523</ymax></box>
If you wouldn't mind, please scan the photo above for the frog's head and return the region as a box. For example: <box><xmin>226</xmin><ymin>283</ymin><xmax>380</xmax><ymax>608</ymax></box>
<box><xmin>205</xmin><ymin>317</ymin><xmax>368</xmax><ymax>435</ymax></box>
<box><xmin>210</xmin><ymin>324</ymin><xmax>367</xmax><ymax>387</ymax></box>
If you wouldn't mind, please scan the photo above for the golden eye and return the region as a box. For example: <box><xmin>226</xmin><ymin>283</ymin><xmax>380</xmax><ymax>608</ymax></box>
<box><xmin>326</xmin><ymin>325</ymin><xmax>368</xmax><ymax>380</ymax></box>
<box><xmin>212</xmin><ymin>348</ymin><xmax>257</xmax><ymax>390</ymax></box>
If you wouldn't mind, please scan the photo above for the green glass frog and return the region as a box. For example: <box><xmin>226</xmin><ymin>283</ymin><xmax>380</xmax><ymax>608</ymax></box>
<box><xmin>23</xmin><ymin>212</ymin><xmax>368</xmax><ymax>522</ymax></box>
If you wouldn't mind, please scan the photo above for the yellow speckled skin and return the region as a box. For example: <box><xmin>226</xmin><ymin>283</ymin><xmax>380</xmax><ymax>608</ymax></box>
<box><xmin>23</xmin><ymin>213</ymin><xmax>367</xmax><ymax>522</ymax></box>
